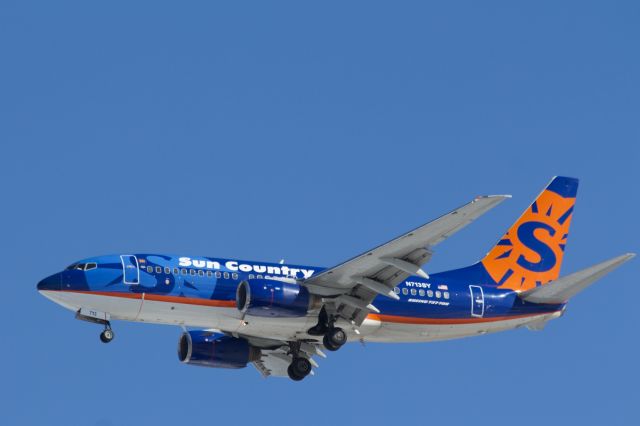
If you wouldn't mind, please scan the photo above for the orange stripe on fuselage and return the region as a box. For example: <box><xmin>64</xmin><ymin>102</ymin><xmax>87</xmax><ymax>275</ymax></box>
<box><xmin>143</xmin><ymin>293</ymin><xmax>236</xmax><ymax>308</ymax></box>
<box><xmin>57</xmin><ymin>290</ymin><xmax>553</xmax><ymax>325</ymax></box>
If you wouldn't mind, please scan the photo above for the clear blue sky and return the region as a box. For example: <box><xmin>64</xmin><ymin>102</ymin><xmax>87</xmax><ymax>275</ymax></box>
<box><xmin>1</xmin><ymin>1</ymin><xmax>638</xmax><ymax>425</ymax></box>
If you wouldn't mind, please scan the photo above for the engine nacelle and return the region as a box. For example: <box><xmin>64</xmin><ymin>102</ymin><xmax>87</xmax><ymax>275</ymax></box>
<box><xmin>236</xmin><ymin>279</ymin><xmax>315</xmax><ymax>318</ymax></box>
<box><xmin>177</xmin><ymin>330</ymin><xmax>260</xmax><ymax>369</ymax></box>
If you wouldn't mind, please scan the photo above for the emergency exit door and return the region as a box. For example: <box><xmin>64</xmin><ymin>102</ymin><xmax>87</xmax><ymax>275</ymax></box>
<box><xmin>469</xmin><ymin>285</ymin><xmax>484</xmax><ymax>318</ymax></box>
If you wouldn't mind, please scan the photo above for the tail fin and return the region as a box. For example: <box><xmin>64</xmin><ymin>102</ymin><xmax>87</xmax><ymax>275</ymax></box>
<box><xmin>481</xmin><ymin>176</ymin><xmax>579</xmax><ymax>291</ymax></box>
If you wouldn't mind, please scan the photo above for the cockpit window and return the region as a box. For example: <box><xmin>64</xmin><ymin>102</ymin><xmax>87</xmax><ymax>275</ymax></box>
<box><xmin>67</xmin><ymin>263</ymin><xmax>86</xmax><ymax>271</ymax></box>
<box><xmin>66</xmin><ymin>263</ymin><xmax>97</xmax><ymax>271</ymax></box>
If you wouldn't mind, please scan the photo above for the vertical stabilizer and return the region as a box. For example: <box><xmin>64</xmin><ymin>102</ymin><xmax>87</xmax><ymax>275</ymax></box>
<box><xmin>481</xmin><ymin>176</ymin><xmax>579</xmax><ymax>291</ymax></box>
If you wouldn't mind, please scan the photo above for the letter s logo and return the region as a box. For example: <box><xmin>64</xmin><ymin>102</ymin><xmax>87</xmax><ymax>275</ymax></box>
<box><xmin>179</xmin><ymin>257</ymin><xmax>192</xmax><ymax>267</ymax></box>
<box><xmin>516</xmin><ymin>222</ymin><xmax>557</xmax><ymax>272</ymax></box>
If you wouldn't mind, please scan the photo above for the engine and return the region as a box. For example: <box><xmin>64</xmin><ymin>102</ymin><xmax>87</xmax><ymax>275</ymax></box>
<box><xmin>236</xmin><ymin>278</ymin><xmax>317</xmax><ymax>318</ymax></box>
<box><xmin>177</xmin><ymin>330</ymin><xmax>260</xmax><ymax>369</ymax></box>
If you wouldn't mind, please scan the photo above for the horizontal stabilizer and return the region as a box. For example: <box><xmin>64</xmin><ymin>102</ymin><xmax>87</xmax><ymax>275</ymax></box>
<box><xmin>519</xmin><ymin>253</ymin><xmax>635</xmax><ymax>304</ymax></box>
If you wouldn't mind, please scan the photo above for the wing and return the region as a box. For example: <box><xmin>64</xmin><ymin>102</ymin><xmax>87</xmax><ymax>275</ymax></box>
<box><xmin>303</xmin><ymin>195</ymin><xmax>510</xmax><ymax>325</ymax></box>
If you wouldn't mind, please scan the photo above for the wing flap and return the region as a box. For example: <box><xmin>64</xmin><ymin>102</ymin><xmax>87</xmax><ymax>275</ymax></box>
<box><xmin>520</xmin><ymin>253</ymin><xmax>635</xmax><ymax>304</ymax></box>
<box><xmin>251</xmin><ymin>343</ymin><xmax>325</xmax><ymax>378</ymax></box>
<box><xmin>252</xmin><ymin>351</ymin><xmax>291</xmax><ymax>378</ymax></box>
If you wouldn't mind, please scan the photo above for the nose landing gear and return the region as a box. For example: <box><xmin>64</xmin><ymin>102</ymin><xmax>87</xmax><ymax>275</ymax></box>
<box><xmin>75</xmin><ymin>309</ymin><xmax>115</xmax><ymax>344</ymax></box>
<box><xmin>99</xmin><ymin>323</ymin><xmax>114</xmax><ymax>343</ymax></box>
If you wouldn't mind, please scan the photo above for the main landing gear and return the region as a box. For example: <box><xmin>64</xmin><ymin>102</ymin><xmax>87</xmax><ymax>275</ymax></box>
<box><xmin>287</xmin><ymin>357</ymin><xmax>312</xmax><ymax>381</ymax></box>
<box><xmin>99</xmin><ymin>322</ymin><xmax>114</xmax><ymax>344</ymax></box>
<box><xmin>323</xmin><ymin>327</ymin><xmax>347</xmax><ymax>351</ymax></box>
<box><xmin>308</xmin><ymin>307</ymin><xmax>347</xmax><ymax>352</ymax></box>
<box><xmin>286</xmin><ymin>342</ymin><xmax>313</xmax><ymax>381</ymax></box>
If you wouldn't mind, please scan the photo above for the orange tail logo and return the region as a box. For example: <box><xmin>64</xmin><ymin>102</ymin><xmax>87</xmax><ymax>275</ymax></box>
<box><xmin>482</xmin><ymin>177</ymin><xmax>578</xmax><ymax>291</ymax></box>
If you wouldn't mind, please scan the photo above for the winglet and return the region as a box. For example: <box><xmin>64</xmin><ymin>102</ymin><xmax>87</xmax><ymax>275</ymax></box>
<box><xmin>519</xmin><ymin>253</ymin><xmax>635</xmax><ymax>304</ymax></box>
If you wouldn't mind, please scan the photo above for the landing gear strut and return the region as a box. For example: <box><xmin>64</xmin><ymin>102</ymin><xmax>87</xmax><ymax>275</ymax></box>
<box><xmin>308</xmin><ymin>306</ymin><xmax>330</xmax><ymax>336</ymax></box>
<box><xmin>99</xmin><ymin>322</ymin><xmax>114</xmax><ymax>343</ymax></box>
<box><xmin>286</xmin><ymin>341</ymin><xmax>312</xmax><ymax>381</ymax></box>
<box><xmin>308</xmin><ymin>307</ymin><xmax>348</xmax><ymax>352</ymax></box>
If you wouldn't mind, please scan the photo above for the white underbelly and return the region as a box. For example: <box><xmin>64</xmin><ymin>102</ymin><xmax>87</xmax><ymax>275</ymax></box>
<box><xmin>39</xmin><ymin>290</ymin><xmax>559</xmax><ymax>344</ymax></box>
<box><xmin>366</xmin><ymin>312</ymin><xmax>561</xmax><ymax>343</ymax></box>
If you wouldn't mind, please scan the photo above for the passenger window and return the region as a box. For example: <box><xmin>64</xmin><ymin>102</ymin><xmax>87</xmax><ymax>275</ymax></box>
<box><xmin>427</xmin><ymin>290</ymin><xmax>433</xmax><ymax>297</ymax></box>
<box><xmin>147</xmin><ymin>266</ymin><xmax>153</xmax><ymax>273</ymax></box>
<box><xmin>207</xmin><ymin>271</ymin><xmax>213</xmax><ymax>278</ymax></box>
<box><xmin>173</xmin><ymin>268</ymin><xmax>179</xmax><ymax>274</ymax></box>
<box><xmin>410</xmin><ymin>289</ymin><xmax>417</xmax><ymax>296</ymax></box>
<box><xmin>181</xmin><ymin>268</ymin><xmax>187</xmax><ymax>275</ymax></box>
<box><xmin>198</xmin><ymin>270</ymin><xmax>204</xmax><ymax>277</ymax></box>
<box><xmin>215</xmin><ymin>271</ymin><xmax>221</xmax><ymax>278</ymax></box>
<box><xmin>419</xmin><ymin>289</ymin><xmax>425</xmax><ymax>297</ymax></box>
<box><xmin>394</xmin><ymin>287</ymin><xmax>400</xmax><ymax>294</ymax></box>
<box><xmin>402</xmin><ymin>288</ymin><xmax>408</xmax><ymax>295</ymax></box>
<box><xmin>155</xmin><ymin>266</ymin><xmax>162</xmax><ymax>274</ymax></box>
<box><xmin>84</xmin><ymin>263</ymin><xmax>97</xmax><ymax>271</ymax></box>
<box><xmin>435</xmin><ymin>291</ymin><xmax>441</xmax><ymax>298</ymax></box>
<box><xmin>232</xmin><ymin>273</ymin><xmax>238</xmax><ymax>280</ymax></box>
<box><xmin>257</xmin><ymin>274</ymin><xmax>263</xmax><ymax>279</ymax></box>
<box><xmin>223</xmin><ymin>272</ymin><xmax>229</xmax><ymax>279</ymax></box>
<box><xmin>164</xmin><ymin>267</ymin><xmax>170</xmax><ymax>274</ymax></box>
<box><xmin>444</xmin><ymin>292</ymin><xmax>450</xmax><ymax>299</ymax></box>
<box><xmin>190</xmin><ymin>270</ymin><xmax>196</xmax><ymax>276</ymax></box>
<box><xmin>249</xmin><ymin>274</ymin><xmax>255</xmax><ymax>279</ymax></box>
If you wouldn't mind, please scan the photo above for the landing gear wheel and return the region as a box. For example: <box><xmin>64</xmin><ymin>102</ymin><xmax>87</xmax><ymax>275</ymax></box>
<box><xmin>287</xmin><ymin>357</ymin><xmax>312</xmax><ymax>381</ymax></box>
<box><xmin>100</xmin><ymin>328</ymin><xmax>114</xmax><ymax>343</ymax></box>
<box><xmin>323</xmin><ymin>327</ymin><xmax>346</xmax><ymax>351</ymax></box>
<box><xmin>287</xmin><ymin>365</ymin><xmax>304</xmax><ymax>381</ymax></box>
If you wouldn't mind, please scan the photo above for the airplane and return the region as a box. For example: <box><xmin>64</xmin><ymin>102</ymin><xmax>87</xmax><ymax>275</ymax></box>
<box><xmin>37</xmin><ymin>176</ymin><xmax>634</xmax><ymax>381</ymax></box>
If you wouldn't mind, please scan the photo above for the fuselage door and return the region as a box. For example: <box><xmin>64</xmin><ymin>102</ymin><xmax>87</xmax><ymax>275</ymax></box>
<box><xmin>121</xmin><ymin>255</ymin><xmax>140</xmax><ymax>285</ymax></box>
<box><xmin>469</xmin><ymin>285</ymin><xmax>484</xmax><ymax>318</ymax></box>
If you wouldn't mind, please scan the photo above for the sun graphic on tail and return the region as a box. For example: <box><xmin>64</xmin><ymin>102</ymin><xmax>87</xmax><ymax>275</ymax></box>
<box><xmin>482</xmin><ymin>181</ymin><xmax>577</xmax><ymax>291</ymax></box>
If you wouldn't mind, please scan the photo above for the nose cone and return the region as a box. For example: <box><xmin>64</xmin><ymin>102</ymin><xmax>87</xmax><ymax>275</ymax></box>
<box><xmin>37</xmin><ymin>273</ymin><xmax>61</xmax><ymax>291</ymax></box>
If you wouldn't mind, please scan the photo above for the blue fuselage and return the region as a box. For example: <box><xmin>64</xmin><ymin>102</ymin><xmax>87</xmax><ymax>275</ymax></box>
<box><xmin>37</xmin><ymin>253</ymin><xmax>564</xmax><ymax>327</ymax></box>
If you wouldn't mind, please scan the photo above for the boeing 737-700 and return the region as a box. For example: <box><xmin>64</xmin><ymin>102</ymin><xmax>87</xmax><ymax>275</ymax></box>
<box><xmin>37</xmin><ymin>177</ymin><xmax>634</xmax><ymax>381</ymax></box>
